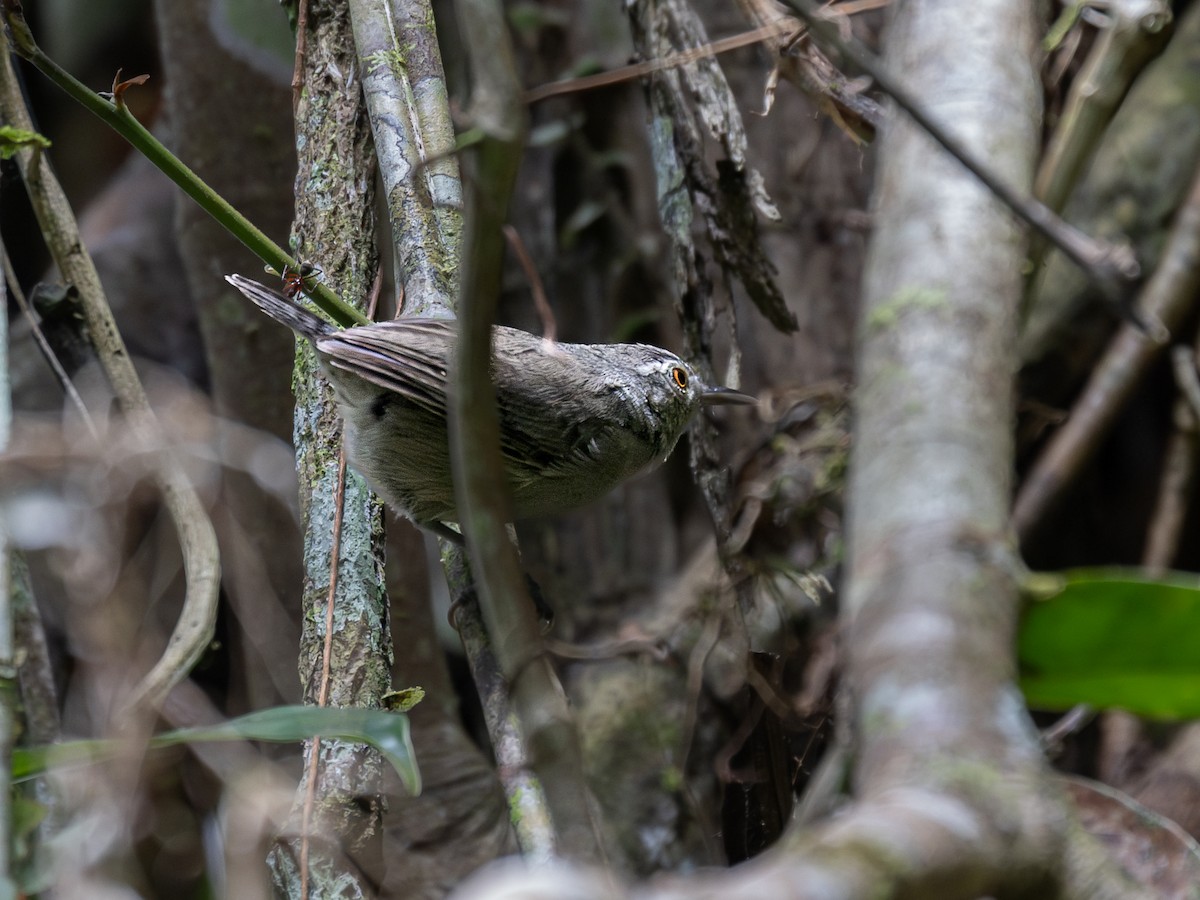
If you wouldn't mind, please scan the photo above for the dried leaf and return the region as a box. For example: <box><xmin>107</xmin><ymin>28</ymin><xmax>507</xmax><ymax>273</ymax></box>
<box><xmin>110</xmin><ymin>68</ymin><xmax>150</xmax><ymax>106</ymax></box>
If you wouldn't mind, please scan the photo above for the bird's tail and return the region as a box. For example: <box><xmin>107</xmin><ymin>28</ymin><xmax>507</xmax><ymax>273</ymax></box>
<box><xmin>225</xmin><ymin>273</ymin><xmax>334</xmax><ymax>341</ymax></box>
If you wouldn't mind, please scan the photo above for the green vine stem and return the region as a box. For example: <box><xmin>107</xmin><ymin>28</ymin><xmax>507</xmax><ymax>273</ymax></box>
<box><xmin>1</xmin><ymin>0</ymin><xmax>368</xmax><ymax>328</ymax></box>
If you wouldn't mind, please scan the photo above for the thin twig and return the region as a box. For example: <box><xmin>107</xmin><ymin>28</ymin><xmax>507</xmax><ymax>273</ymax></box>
<box><xmin>1141</xmin><ymin>343</ymin><xmax>1200</xmax><ymax>571</ymax></box>
<box><xmin>446</xmin><ymin>557</ymin><xmax>557</xmax><ymax>862</ymax></box>
<box><xmin>677</xmin><ymin>609</ymin><xmax>725</xmax><ymax>863</ymax></box>
<box><xmin>454</xmin><ymin>0</ymin><xmax>609</xmax><ymax>862</ymax></box>
<box><xmin>0</xmin><ymin>243</ymin><xmax>97</xmax><ymax>440</ymax></box>
<box><xmin>524</xmin><ymin>20</ymin><xmax>794</xmax><ymax>104</ymax></box>
<box><xmin>744</xmin><ymin>659</ymin><xmax>803</xmax><ymax>723</ymax></box>
<box><xmin>524</xmin><ymin>0</ymin><xmax>890</xmax><ymax>106</ymax></box>
<box><xmin>543</xmin><ymin>634</ymin><xmax>670</xmax><ymax>661</ymax></box>
<box><xmin>365</xmin><ymin>268</ymin><xmax>382</xmax><ymax>322</ymax></box>
<box><xmin>1040</xmin><ymin>704</ymin><xmax>1095</xmax><ymax>755</ymax></box>
<box><xmin>1033</xmin><ymin>0</ymin><xmax>1171</xmax><ymax>215</ymax></box>
<box><xmin>1142</xmin><ymin>418</ymin><xmax>1199</xmax><ymax>571</ymax></box>
<box><xmin>1171</xmin><ymin>345</ymin><xmax>1200</xmax><ymax>423</ymax></box>
<box><xmin>714</xmin><ymin>689</ymin><xmax>766</xmax><ymax>783</ymax></box>
<box><xmin>292</xmin><ymin>0</ymin><xmax>310</xmax><ymax>114</ymax></box>
<box><xmin>299</xmin><ymin>450</ymin><xmax>348</xmax><ymax>900</ymax></box>
<box><xmin>678</xmin><ymin>610</ymin><xmax>723</xmax><ymax>784</ymax></box>
<box><xmin>501</xmin><ymin>225</ymin><xmax>556</xmax><ymax>342</ymax></box>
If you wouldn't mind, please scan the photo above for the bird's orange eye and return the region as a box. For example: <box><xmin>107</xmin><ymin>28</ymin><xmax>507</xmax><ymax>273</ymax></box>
<box><xmin>671</xmin><ymin>366</ymin><xmax>689</xmax><ymax>390</ymax></box>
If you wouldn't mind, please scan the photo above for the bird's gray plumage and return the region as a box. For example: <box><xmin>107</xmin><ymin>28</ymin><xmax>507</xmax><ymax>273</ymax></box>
<box><xmin>225</xmin><ymin>274</ymin><xmax>754</xmax><ymax>529</ymax></box>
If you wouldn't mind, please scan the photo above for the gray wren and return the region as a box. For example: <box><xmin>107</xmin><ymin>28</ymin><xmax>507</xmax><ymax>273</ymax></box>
<box><xmin>226</xmin><ymin>273</ymin><xmax>755</xmax><ymax>538</ymax></box>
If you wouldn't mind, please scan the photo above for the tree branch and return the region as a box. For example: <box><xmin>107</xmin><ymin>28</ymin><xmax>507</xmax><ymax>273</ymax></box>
<box><xmin>450</xmin><ymin>0</ymin><xmax>609</xmax><ymax>864</ymax></box>
<box><xmin>266</xmin><ymin>2</ymin><xmax>390</xmax><ymax>894</ymax></box>
<box><xmin>349</xmin><ymin>0</ymin><xmax>462</xmax><ymax>317</ymax></box>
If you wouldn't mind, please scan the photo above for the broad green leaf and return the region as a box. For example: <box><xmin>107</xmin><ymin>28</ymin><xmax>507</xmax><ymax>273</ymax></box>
<box><xmin>1019</xmin><ymin>568</ymin><xmax>1200</xmax><ymax>720</ymax></box>
<box><xmin>13</xmin><ymin>704</ymin><xmax>420</xmax><ymax>794</ymax></box>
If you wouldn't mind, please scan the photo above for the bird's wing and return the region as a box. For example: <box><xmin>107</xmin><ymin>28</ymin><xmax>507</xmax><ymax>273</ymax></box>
<box><xmin>490</xmin><ymin>346</ymin><xmax>631</xmax><ymax>482</ymax></box>
<box><xmin>319</xmin><ymin>319</ymin><xmax>454</xmax><ymax>418</ymax></box>
<box><xmin>323</xmin><ymin>323</ymin><xmax>632</xmax><ymax>481</ymax></box>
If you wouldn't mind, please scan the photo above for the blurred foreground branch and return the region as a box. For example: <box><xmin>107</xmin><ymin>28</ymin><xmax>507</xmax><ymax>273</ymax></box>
<box><xmin>450</xmin><ymin>0</ymin><xmax>609</xmax><ymax>864</ymax></box>
<box><xmin>0</xmin><ymin>46</ymin><xmax>220</xmax><ymax>718</ymax></box>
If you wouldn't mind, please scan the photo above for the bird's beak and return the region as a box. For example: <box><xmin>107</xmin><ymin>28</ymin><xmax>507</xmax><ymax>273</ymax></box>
<box><xmin>700</xmin><ymin>386</ymin><xmax>757</xmax><ymax>406</ymax></box>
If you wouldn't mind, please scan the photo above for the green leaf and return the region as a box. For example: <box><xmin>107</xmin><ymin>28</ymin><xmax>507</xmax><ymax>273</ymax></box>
<box><xmin>13</xmin><ymin>705</ymin><xmax>420</xmax><ymax>794</ymax></box>
<box><xmin>1042</xmin><ymin>1</ymin><xmax>1085</xmax><ymax>52</ymax></box>
<box><xmin>1019</xmin><ymin>568</ymin><xmax>1200</xmax><ymax>720</ymax></box>
<box><xmin>11</xmin><ymin>794</ymin><xmax>47</xmax><ymax>841</ymax></box>
<box><xmin>559</xmin><ymin>199</ymin><xmax>607</xmax><ymax>249</ymax></box>
<box><xmin>383</xmin><ymin>686</ymin><xmax>425</xmax><ymax>712</ymax></box>
<box><xmin>455</xmin><ymin>127</ymin><xmax>486</xmax><ymax>151</ymax></box>
<box><xmin>0</xmin><ymin>125</ymin><xmax>51</xmax><ymax>159</ymax></box>
<box><xmin>507</xmin><ymin>1</ymin><xmax>569</xmax><ymax>35</ymax></box>
<box><xmin>528</xmin><ymin>117</ymin><xmax>578</xmax><ymax>148</ymax></box>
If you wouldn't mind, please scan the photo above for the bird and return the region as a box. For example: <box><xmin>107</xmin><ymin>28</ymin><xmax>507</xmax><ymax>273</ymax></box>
<box><xmin>226</xmin><ymin>273</ymin><xmax>755</xmax><ymax>537</ymax></box>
